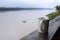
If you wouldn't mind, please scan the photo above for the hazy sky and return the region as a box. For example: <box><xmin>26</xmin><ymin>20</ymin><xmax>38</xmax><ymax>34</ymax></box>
<box><xmin>0</xmin><ymin>0</ymin><xmax>60</xmax><ymax>8</ymax></box>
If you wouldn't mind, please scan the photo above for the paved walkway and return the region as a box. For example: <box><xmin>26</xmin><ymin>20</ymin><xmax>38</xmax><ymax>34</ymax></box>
<box><xmin>20</xmin><ymin>30</ymin><xmax>49</xmax><ymax>40</ymax></box>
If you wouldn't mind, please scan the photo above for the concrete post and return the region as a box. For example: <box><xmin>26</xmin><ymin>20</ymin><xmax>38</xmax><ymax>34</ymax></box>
<box><xmin>38</xmin><ymin>17</ymin><xmax>49</xmax><ymax>33</ymax></box>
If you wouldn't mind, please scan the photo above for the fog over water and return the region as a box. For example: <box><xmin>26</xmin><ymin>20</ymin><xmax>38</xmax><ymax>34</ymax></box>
<box><xmin>0</xmin><ymin>10</ymin><xmax>55</xmax><ymax>40</ymax></box>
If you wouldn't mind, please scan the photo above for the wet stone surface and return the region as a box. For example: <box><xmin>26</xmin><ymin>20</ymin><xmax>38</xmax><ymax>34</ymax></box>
<box><xmin>20</xmin><ymin>30</ymin><xmax>48</xmax><ymax>40</ymax></box>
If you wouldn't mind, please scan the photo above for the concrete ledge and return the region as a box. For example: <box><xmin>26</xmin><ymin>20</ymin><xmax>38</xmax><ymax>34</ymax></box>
<box><xmin>20</xmin><ymin>30</ymin><xmax>48</xmax><ymax>40</ymax></box>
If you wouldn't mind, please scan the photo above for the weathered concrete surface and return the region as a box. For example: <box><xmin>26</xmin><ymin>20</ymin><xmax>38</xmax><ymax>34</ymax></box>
<box><xmin>48</xmin><ymin>16</ymin><xmax>60</xmax><ymax>40</ymax></box>
<box><xmin>20</xmin><ymin>30</ymin><xmax>48</xmax><ymax>40</ymax></box>
<box><xmin>52</xmin><ymin>26</ymin><xmax>60</xmax><ymax>40</ymax></box>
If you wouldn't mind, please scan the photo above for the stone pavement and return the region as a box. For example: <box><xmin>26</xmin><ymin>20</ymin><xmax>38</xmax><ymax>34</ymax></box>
<box><xmin>20</xmin><ymin>30</ymin><xmax>48</xmax><ymax>40</ymax></box>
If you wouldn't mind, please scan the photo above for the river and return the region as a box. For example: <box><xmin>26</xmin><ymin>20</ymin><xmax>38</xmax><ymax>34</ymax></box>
<box><xmin>0</xmin><ymin>10</ymin><xmax>55</xmax><ymax>40</ymax></box>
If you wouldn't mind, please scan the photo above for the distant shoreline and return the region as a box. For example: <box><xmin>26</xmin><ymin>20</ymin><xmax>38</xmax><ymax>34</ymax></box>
<box><xmin>0</xmin><ymin>8</ymin><xmax>55</xmax><ymax>11</ymax></box>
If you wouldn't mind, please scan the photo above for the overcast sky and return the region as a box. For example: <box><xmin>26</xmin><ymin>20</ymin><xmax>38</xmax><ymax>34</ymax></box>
<box><xmin>0</xmin><ymin>0</ymin><xmax>60</xmax><ymax>8</ymax></box>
